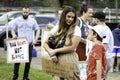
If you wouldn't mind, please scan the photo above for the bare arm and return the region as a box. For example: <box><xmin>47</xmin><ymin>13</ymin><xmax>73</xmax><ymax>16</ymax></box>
<box><xmin>35</xmin><ymin>29</ymin><xmax>40</xmax><ymax>41</ymax></box>
<box><xmin>80</xmin><ymin>38</ymin><xmax>86</xmax><ymax>44</ymax></box>
<box><xmin>43</xmin><ymin>34</ymin><xmax>55</xmax><ymax>55</ymax></box>
<box><xmin>55</xmin><ymin>36</ymin><xmax>81</xmax><ymax>53</ymax></box>
<box><xmin>96</xmin><ymin>59</ymin><xmax>102</xmax><ymax>80</ymax></box>
<box><xmin>32</xmin><ymin>29</ymin><xmax>40</xmax><ymax>45</ymax></box>
<box><xmin>44</xmin><ymin>34</ymin><xmax>81</xmax><ymax>56</ymax></box>
<box><xmin>46</xmin><ymin>23</ymin><xmax>54</xmax><ymax>30</ymax></box>
<box><xmin>103</xmin><ymin>43</ymin><xmax>108</xmax><ymax>51</ymax></box>
<box><xmin>11</xmin><ymin>29</ymin><xmax>17</xmax><ymax>38</ymax></box>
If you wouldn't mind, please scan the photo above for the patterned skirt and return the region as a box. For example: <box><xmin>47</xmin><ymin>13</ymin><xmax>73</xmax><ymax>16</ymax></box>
<box><xmin>58</xmin><ymin>51</ymin><xmax>80</xmax><ymax>80</ymax></box>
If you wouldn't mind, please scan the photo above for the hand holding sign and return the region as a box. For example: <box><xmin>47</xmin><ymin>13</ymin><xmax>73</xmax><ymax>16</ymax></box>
<box><xmin>5</xmin><ymin>37</ymin><xmax>29</xmax><ymax>63</ymax></box>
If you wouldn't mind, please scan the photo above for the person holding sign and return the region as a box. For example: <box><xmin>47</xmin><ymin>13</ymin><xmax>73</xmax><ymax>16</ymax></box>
<box><xmin>44</xmin><ymin>6</ymin><xmax>81</xmax><ymax>80</ymax></box>
<box><xmin>10</xmin><ymin>6</ymin><xmax>40</xmax><ymax>80</ymax></box>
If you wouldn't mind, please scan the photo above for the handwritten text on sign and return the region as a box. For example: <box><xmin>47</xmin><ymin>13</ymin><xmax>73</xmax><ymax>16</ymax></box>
<box><xmin>42</xmin><ymin>57</ymin><xmax>74</xmax><ymax>80</ymax></box>
<box><xmin>6</xmin><ymin>37</ymin><xmax>29</xmax><ymax>63</ymax></box>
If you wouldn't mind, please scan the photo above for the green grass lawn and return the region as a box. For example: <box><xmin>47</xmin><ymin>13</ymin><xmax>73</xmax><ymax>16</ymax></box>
<box><xmin>0</xmin><ymin>57</ymin><xmax>52</xmax><ymax>80</ymax></box>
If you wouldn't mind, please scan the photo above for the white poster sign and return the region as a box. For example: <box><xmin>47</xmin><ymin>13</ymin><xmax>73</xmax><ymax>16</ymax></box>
<box><xmin>5</xmin><ymin>37</ymin><xmax>29</xmax><ymax>63</ymax></box>
<box><xmin>41</xmin><ymin>28</ymin><xmax>50</xmax><ymax>57</ymax></box>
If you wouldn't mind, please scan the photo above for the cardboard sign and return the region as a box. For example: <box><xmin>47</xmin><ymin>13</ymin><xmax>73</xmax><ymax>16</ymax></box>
<box><xmin>42</xmin><ymin>57</ymin><xmax>74</xmax><ymax>80</ymax></box>
<box><xmin>5</xmin><ymin>37</ymin><xmax>29</xmax><ymax>63</ymax></box>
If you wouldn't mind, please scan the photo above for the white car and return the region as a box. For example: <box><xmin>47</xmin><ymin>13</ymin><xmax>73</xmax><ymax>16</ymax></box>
<box><xmin>0</xmin><ymin>11</ymin><xmax>39</xmax><ymax>26</ymax></box>
<box><xmin>0</xmin><ymin>14</ymin><xmax>58</xmax><ymax>47</ymax></box>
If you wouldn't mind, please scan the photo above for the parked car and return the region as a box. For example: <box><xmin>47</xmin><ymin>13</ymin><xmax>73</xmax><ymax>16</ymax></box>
<box><xmin>0</xmin><ymin>14</ymin><xmax>58</xmax><ymax>47</ymax></box>
<box><xmin>34</xmin><ymin>14</ymin><xmax>58</xmax><ymax>46</ymax></box>
<box><xmin>0</xmin><ymin>11</ymin><xmax>39</xmax><ymax>26</ymax></box>
<box><xmin>35</xmin><ymin>14</ymin><xmax>58</xmax><ymax>29</ymax></box>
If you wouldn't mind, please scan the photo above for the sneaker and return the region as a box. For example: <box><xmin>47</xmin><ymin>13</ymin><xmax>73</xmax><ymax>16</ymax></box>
<box><xmin>12</xmin><ymin>77</ymin><xmax>18</xmax><ymax>80</ymax></box>
<box><xmin>12</xmin><ymin>74</ymin><xmax>18</xmax><ymax>80</ymax></box>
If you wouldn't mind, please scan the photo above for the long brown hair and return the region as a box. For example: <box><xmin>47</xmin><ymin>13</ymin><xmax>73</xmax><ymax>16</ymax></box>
<box><xmin>55</xmin><ymin>6</ymin><xmax>77</xmax><ymax>46</ymax></box>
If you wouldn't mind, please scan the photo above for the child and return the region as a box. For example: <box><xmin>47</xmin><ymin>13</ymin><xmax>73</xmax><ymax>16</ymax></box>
<box><xmin>87</xmin><ymin>26</ymin><xmax>107</xmax><ymax>80</ymax></box>
<box><xmin>92</xmin><ymin>11</ymin><xmax>114</xmax><ymax>80</ymax></box>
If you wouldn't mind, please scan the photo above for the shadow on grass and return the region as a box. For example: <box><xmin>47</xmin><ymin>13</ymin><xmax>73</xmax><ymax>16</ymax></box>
<box><xmin>0</xmin><ymin>57</ymin><xmax>52</xmax><ymax>80</ymax></box>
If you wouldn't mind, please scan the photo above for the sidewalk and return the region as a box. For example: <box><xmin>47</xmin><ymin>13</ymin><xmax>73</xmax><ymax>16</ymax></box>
<box><xmin>0</xmin><ymin>47</ymin><xmax>120</xmax><ymax>80</ymax></box>
<box><xmin>31</xmin><ymin>46</ymin><xmax>42</xmax><ymax>70</ymax></box>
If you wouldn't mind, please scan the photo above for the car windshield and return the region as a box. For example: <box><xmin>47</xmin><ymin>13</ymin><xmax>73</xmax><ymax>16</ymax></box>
<box><xmin>36</xmin><ymin>16</ymin><xmax>55</xmax><ymax>24</ymax></box>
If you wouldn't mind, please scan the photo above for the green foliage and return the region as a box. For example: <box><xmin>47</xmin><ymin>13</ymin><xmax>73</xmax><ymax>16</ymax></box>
<box><xmin>41</xmin><ymin>0</ymin><xmax>59</xmax><ymax>7</ymax></box>
<box><xmin>13</xmin><ymin>0</ymin><xmax>32</xmax><ymax>7</ymax></box>
<box><xmin>1</xmin><ymin>0</ymin><xmax>120</xmax><ymax>9</ymax></box>
<box><xmin>63</xmin><ymin>0</ymin><xmax>80</xmax><ymax>10</ymax></box>
<box><xmin>0</xmin><ymin>57</ymin><xmax>52</xmax><ymax>80</ymax></box>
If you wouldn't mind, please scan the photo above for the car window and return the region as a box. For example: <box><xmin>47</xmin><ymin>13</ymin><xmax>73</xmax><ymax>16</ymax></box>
<box><xmin>36</xmin><ymin>17</ymin><xmax>55</xmax><ymax>24</ymax></box>
<box><xmin>29</xmin><ymin>13</ymin><xmax>36</xmax><ymax>15</ymax></box>
<box><xmin>11</xmin><ymin>13</ymin><xmax>22</xmax><ymax>18</ymax></box>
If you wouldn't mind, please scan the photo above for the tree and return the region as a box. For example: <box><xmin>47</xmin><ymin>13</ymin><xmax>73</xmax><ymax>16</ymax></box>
<box><xmin>58</xmin><ymin>0</ymin><xmax>80</xmax><ymax>10</ymax></box>
<box><xmin>58</xmin><ymin>0</ymin><xmax>64</xmax><ymax>7</ymax></box>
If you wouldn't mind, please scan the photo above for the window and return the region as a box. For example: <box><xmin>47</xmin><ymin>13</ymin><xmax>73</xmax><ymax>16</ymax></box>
<box><xmin>36</xmin><ymin>17</ymin><xmax>55</xmax><ymax>24</ymax></box>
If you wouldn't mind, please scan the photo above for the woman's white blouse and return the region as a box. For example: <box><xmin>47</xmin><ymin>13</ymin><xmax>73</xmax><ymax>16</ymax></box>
<box><xmin>50</xmin><ymin>25</ymin><xmax>81</xmax><ymax>38</ymax></box>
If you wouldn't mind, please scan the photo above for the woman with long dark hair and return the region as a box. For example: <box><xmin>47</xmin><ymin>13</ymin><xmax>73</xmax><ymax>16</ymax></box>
<box><xmin>44</xmin><ymin>6</ymin><xmax>81</xmax><ymax>80</ymax></box>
